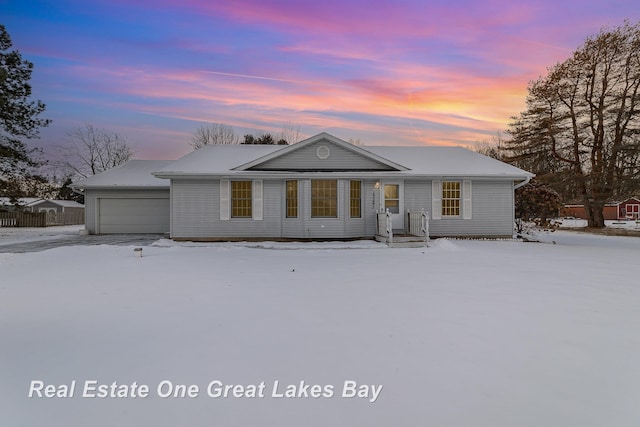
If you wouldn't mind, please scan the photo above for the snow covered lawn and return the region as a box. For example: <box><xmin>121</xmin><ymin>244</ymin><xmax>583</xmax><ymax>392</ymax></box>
<box><xmin>0</xmin><ymin>225</ymin><xmax>84</xmax><ymax>246</ymax></box>
<box><xmin>2</xmin><ymin>232</ymin><xmax>640</xmax><ymax>426</ymax></box>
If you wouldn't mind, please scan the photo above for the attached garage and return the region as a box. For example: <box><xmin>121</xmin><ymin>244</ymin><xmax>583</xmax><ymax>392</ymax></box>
<box><xmin>98</xmin><ymin>198</ymin><xmax>169</xmax><ymax>234</ymax></box>
<box><xmin>72</xmin><ymin>160</ymin><xmax>172</xmax><ymax>235</ymax></box>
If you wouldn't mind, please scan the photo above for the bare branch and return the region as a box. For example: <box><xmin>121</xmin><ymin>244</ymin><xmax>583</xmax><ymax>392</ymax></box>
<box><xmin>53</xmin><ymin>124</ymin><xmax>134</xmax><ymax>179</ymax></box>
<box><xmin>190</xmin><ymin>123</ymin><xmax>239</xmax><ymax>149</ymax></box>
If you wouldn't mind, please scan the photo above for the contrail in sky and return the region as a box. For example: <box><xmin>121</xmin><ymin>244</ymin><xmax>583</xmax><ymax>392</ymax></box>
<box><xmin>203</xmin><ymin>70</ymin><xmax>300</xmax><ymax>84</ymax></box>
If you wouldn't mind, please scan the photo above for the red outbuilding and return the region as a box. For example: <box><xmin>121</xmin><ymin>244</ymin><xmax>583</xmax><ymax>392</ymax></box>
<box><xmin>562</xmin><ymin>197</ymin><xmax>640</xmax><ymax>220</ymax></box>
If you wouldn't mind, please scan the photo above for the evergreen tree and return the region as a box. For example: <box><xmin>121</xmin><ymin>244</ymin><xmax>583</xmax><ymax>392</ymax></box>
<box><xmin>242</xmin><ymin>133</ymin><xmax>288</xmax><ymax>145</ymax></box>
<box><xmin>0</xmin><ymin>25</ymin><xmax>50</xmax><ymax>204</ymax></box>
<box><xmin>57</xmin><ymin>177</ymin><xmax>84</xmax><ymax>203</ymax></box>
<box><xmin>515</xmin><ymin>180</ymin><xmax>562</xmax><ymax>225</ymax></box>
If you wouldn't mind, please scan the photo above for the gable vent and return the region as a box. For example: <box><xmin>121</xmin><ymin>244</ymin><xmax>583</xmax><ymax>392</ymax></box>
<box><xmin>316</xmin><ymin>145</ymin><xmax>330</xmax><ymax>159</ymax></box>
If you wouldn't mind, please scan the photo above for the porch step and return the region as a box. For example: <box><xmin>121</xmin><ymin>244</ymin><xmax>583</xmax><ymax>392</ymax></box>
<box><xmin>375</xmin><ymin>234</ymin><xmax>429</xmax><ymax>248</ymax></box>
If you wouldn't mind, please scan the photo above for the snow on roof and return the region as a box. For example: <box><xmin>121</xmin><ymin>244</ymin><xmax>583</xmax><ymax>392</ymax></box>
<box><xmin>154</xmin><ymin>145</ymin><xmax>282</xmax><ymax>176</ymax></box>
<box><xmin>50</xmin><ymin>200</ymin><xmax>85</xmax><ymax>208</ymax></box>
<box><xmin>232</xmin><ymin>132</ymin><xmax>410</xmax><ymax>172</ymax></box>
<box><xmin>71</xmin><ymin>137</ymin><xmax>532</xmax><ymax>188</ymax></box>
<box><xmin>26</xmin><ymin>199</ymin><xmax>85</xmax><ymax>208</ymax></box>
<box><xmin>72</xmin><ymin>160</ymin><xmax>172</xmax><ymax>189</ymax></box>
<box><xmin>153</xmin><ymin>144</ymin><xmax>532</xmax><ymax>178</ymax></box>
<box><xmin>363</xmin><ymin>146</ymin><xmax>534</xmax><ymax>177</ymax></box>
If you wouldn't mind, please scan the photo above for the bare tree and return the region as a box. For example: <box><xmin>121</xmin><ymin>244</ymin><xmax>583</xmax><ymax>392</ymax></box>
<box><xmin>473</xmin><ymin>132</ymin><xmax>506</xmax><ymax>160</ymax></box>
<box><xmin>503</xmin><ymin>21</ymin><xmax>640</xmax><ymax>227</ymax></box>
<box><xmin>278</xmin><ymin>122</ymin><xmax>302</xmax><ymax>144</ymax></box>
<box><xmin>348</xmin><ymin>137</ymin><xmax>363</xmax><ymax>146</ymax></box>
<box><xmin>190</xmin><ymin>123</ymin><xmax>239</xmax><ymax>149</ymax></box>
<box><xmin>56</xmin><ymin>125</ymin><xmax>133</xmax><ymax>179</ymax></box>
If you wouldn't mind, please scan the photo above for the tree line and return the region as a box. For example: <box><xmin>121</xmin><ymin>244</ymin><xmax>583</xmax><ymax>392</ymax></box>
<box><xmin>189</xmin><ymin>122</ymin><xmax>302</xmax><ymax>149</ymax></box>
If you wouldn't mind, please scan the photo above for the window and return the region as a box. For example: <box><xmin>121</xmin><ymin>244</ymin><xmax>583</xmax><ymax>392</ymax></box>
<box><xmin>311</xmin><ymin>180</ymin><xmax>337</xmax><ymax>217</ymax></box>
<box><xmin>286</xmin><ymin>180</ymin><xmax>298</xmax><ymax>218</ymax></box>
<box><xmin>442</xmin><ymin>181</ymin><xmax>460</xmax><ymax>216</ymax></box>
<box><xmin>231</xmin><ymin>181</ymin><xmax>252</xmax><ymax>217</ymax></box>
<box><xmin>384</xmin><ymin>184</ymin><xmax>400</xmax><ymax>214</ymax></box>
<box><xmin>350</xmin><ymin>181</ymin><xmax>361</xmax><ymax>218</ymax></box>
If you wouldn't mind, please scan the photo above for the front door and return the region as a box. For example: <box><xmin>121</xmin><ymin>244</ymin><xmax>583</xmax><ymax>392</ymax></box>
<box><xmin>382</xmin><ymin>182</ymin><xmax>404</xmax><ymax>230</ymax></box>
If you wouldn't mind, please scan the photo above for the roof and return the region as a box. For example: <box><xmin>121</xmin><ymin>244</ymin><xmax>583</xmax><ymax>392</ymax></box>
<box><xmin>153</xmin><ymin>141</ymin><xmax>532</xmax><ymax>179</ymax></box>
<box><xmin>72</xmin><ymin>160</ymin><xmax>172</xmax><ymax>189</ymax></box>
<box><xmin>154</xmin><ymin>145</ymin><xmax>281</xmax><ymax>176</ymax></box>
<box><xmin>26</xmin><ymin>199</ymin><xmax>85</xmax><ymax>208</ymax></box>
<box><xmin>232</xmin><ymin>132</ymin><xmax>409</xmax><ymax>172</ymax></box>
<box><xmin>363</xmin><ymin>146</ymin><xmax>533</xmax><ymax>177</ymax></box>
<box><xmin>73</xmin><ymin>134</ymin><xmax>533</xmax><ymax>186</ymax></box>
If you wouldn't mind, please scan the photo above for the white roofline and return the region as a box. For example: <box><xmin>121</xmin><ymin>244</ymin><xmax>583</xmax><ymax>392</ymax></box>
<box><xmin>152</xmin><ymin>171</ymin><xmax>532</xmax><ymax>180</ymax></box>
<box><xmin>230</xmin><ymin>132</ymin><xmax>410</xmax><ymax>172</ymax></box>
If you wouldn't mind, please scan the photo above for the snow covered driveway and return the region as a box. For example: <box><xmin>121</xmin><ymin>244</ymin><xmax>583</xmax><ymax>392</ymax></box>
<box><xmin>1</xmin><ymin>232</ymin><xmax>640</xmax><ymax>426</ymax></box>
<box><xmin>0</xmin><ymin>225</ymin><xmax>162</xmax><ymax>253</ymax></box>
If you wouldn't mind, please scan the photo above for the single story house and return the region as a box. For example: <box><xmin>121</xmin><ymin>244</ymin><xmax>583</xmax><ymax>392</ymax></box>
<box><xmin>563</xmin><ymin>197</ymin><xmax>640</xmax><ymax>220</ymax></box>
<box><xmin>24</xmin><ymin>199</ymin><xmax>85</xmax><ymax>225</ymax></box>
<box><xmin>25</xmin><ymin>199</ymin><xmax>84</xmax><ymax>215</ymax></box>
<box><xmin>73</xmin><ymin>133</ymin><xmax>533</xmax><ymax>239</ymax></box>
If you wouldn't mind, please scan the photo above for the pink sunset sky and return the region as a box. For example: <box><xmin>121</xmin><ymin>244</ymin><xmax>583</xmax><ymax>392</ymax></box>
<box><xmin>3</xmin><ymin>0</ymin><xmax>639</xmax><ymax>159</ymax></box>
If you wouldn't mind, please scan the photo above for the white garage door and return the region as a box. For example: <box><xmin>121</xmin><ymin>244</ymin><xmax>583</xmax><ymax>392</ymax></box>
<box><xmin>98</xmin><ymin>198</ymin><xmax>169</xmax><ymax>234</ymax></box>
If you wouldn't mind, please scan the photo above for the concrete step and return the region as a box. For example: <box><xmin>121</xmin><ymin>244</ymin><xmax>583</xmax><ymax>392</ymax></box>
<box><xmin>387</xmin><ymin>240</ymin><xmax>428</xmax><ymax>248</ymax></box>
<box><xmin>375</xmin><ymin>234</ymin><xmax>428</xmax><ymax>248</ymax></box>
<box><xmin>392</xmin><ymin>235</ymin><xmax>427</xmax><ymax>243</ymax></box>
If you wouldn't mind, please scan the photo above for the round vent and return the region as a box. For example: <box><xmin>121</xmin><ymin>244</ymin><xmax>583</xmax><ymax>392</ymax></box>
<box><xmin>316</xmin><ymin>145</ymin><xmax>330</xmax><ymax>159</ymax></box>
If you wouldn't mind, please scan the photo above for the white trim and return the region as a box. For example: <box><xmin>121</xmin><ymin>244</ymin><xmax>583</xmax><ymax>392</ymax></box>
<box><xmin>348</xmin><ymin>180</ymin><xmax>363</xmax><ymax>219</ymax></box>
<box><xmin>231</xmin><ymin>132</ymin><xmax>410</xmax><ymax>171</ymax></box>
<box><xmin>95</xmin><ymin>197</ymin><xmax>101</xmax><ymax>234</ymax></box>
<box><xmin>431</xmin><ymin>180</ymin><xmax>442</xmax><ymax>220</ymax></box>
<box><xmin>220</xmin><ymin>179</ymin><xmax>230</xmax><ymax>221</ymax></box>
<box><xmin>310</xmin><ymin>179</ymin><xmax>339</xmax><ymax>219</ymax></box>
<box><xmin>463</xmin><ymin>180</ymin><xmax>472</xmax><ymax>220</ymax></box>
<box><xmin>252</xmin><ymin>180</ymin><xmax>263</xmax><ymax>221</ymax></box>
<box><xmin>381</xmin><ymin>181</ymin><xmax>404</xmax><ymax>229</ymax></box>
<box><xmin>626</xmin><ymin>203</ymin><xmax>639</xmax><ymax>219</ymax></box>
<box><xmin>284</xmin><ymin>180</ymin><xmax>299</xmax><ymax>219</ymax></box>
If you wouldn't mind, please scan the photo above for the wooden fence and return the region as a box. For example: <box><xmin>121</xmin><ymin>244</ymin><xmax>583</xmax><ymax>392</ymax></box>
<box><xmin>0</xmin><ymin>211</ymin><xmax>84</xmax><ymax>227</ymax></box>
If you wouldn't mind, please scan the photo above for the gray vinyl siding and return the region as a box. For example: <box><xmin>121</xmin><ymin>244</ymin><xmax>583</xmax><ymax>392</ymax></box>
<box><xmin>84</xmin><ymin>189</ymin><xmax>169</xmax><ymax>234</ymax></box>
<box><xmin>171</xmin><ymin>178</ymin><xmax>514</xmax><ymax>240</ymax></box>
<box><xmin>250</xmin><ymin>140</ymin><xmax>396</xmax><ymax>171</ymax></box>
<box><xmin>171</xmin><ymin>179</ymin><xmax>282</xmax><ymax>239</ymax></box>
<box><xmin>404</xmin><ymin>181</ymin><xmax>431</xmax><ymax>213</ymax></box>
<box><xmin>172</xmin><ymin>178</ymin><xmax>378</xmax><ymax>240</ymax></box>
<box><xmin>399</xmin><ymin>180</ymin><xmax>514</xmax><ymax>237</ymax></box>
<box><xmin>280</xmin><ymin>179</ymin><xmax>372</xmax><ymax>239</ymax></box>
<box><xmin>429</xmin><ymin>180</ymin><xmax>514</xmax><ymax>237</ymax></box>
<box><xmin>362</xmin><ymin>179</ymin><xmax>378</xmax><ymax>237</ymax></box>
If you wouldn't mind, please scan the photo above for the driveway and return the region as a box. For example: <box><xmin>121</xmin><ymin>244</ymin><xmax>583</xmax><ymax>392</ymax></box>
<box><xmin>0</xmin><ymin>233</ymin><xmax>163</xmax><ymax>253</ymax></box>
